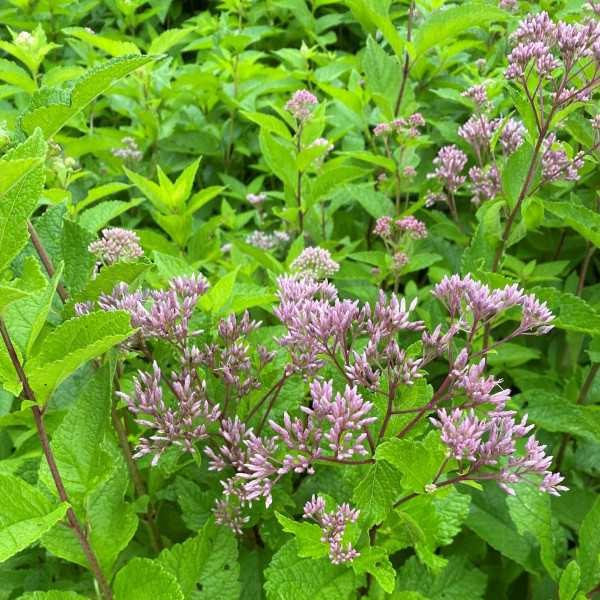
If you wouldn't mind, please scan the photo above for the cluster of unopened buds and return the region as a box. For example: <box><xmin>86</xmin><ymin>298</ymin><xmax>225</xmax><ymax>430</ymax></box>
<box><xmin>303</xmin><ymin>496</ymin><xmax>361</xmax><ymax>564</ymax></box>
<box><xmin>290</xmin><ymin>246</ymin><xmax>339</xmax><ymax>280</ymax></box>
<box><xmin>88</xmin><ymin>227</ymin><xmax>144</xmax><ymax>266</ymax></box>
<box><xmin>373</xmin><ymin>215</ymin><xmax>427</xmax><ymax>272</ymax></box>
<box><xmin>245</xmin><ymin>229</ymin><xmax>290</xmax><ymax>250</ymax></box>
<box><xmin>111</xmin><ymin>136</ymin><xmax>143</xmax><ymax>162</ymax></box>
<box><xmin>286</xmin><ymin>89</ymin><xmax>318</xmax><ymax>124</ymax></box>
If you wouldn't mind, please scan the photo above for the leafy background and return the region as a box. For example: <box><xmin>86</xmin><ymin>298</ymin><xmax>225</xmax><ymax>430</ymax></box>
<box><xmin>0</xmin><ymin>0</ymin><xmax>598</xmax><ymax>599</ymax></box>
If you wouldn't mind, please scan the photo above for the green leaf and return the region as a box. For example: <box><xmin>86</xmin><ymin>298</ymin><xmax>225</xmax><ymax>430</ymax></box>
<box><xmin>38</xmin><ymin>367</ymin><xmax>113</xmax><ymax>507</ymax></box>
<box><xmin>78</xmin><ymin>198</ymin><xmax>144</xmax><ymax>232</ymax></box>
<box><xmin>259</xmin><ymin>129</ymin><xmax>297</xmax><ymax>189</ymax></box>
<box><xmin>0</xmin><ymin>129</ymin><xmax>46</xmax><ymax>274</ymax></box>
<box><xmin>559</xmin><ymin>561</ymin><xmax>581</xmax><ymax>600</ymax></box>
<box><xmin>518</xmin><ymin>389</ymin><xmax>600</xmax><ymax>441</ymax></box>
<box><xmin>19</xmin><ymin>591</ymin><xmax>89</xmax><ymax>599</ymax></box>
<box><xmin>465</xmin><ymin>485</ymin><xmax>541</xmax><ymax>573</ymax></box>
<box><xmin>187</xmin><ymin>186</ymin><xmax>226</xmax><ymax>214</ymax></box>
<box><xmin>375</xmin><ymin>434</ymin><xmax>445</xmax><ymax>494</ymax></box>
<box><xmin>507</xmin><ymin>484</ymin><xmax>565</xmax><ymax>581</ymax></box>
<box><xmin>351</xmin><ymin>545</ymin><xmax>396</xmax><ymax>593</ymax></box>
<box><xmin>0</xmin><ymin>474</ymin><xmax>69</xmax><ymax>562</ymax></box>
<box><xmin>64</xmin><ymin>260</ymin><xmax>152</xmax><ymax>319</ymax></box>
<box><xmin>202</xmin><ymin>268</ymin><xmax>238</xmax><ymax>315</ymax></box>
<box><xmin>5</xmin><ymin>262</ymin><xmax>63</xmax><ymax>358</ymax></box>
<box><xmin>264</xmin><ymin>539</ymin><xmax>360</xmax><ymax>600</ymax></box>
<box><xmin>41</xmin><ymin>456</ymin><xmax>138</xmax><ymax>578</ymax></box>
<box><xmin>579</xmin><ymin>497</ymin><xmax>600</xmax><ymax>592</ymax></box>
<box><xmin>124</xmin><ymin>168</ymin><xmax>171</xmax><ymax>214</ymax></box>
<box><xmin>0</xmin><ymin>285</ymin><xmax>30</xmax><ymax>315</ymax></box>
<box><xmin>362</xmin><ymin>36</ymin><xmax>401</xmax><ymax>118</ymax></box>
<box><xmin>241</xmin><ymin>111</ymin><xmax>292</xmax><ymax>140</ymax></box>
<box><xmin>175</xmin><ymin>477</ymin><xmax>213</xmax><ymax>531</ymax></box>
<box><xmin>522</xmin><ymin>196</ymin><xmax>544</xmax><ymax>230</ymax></box>
<box><xmin>20</xmin><ymin>55</ymin><xmax>159</xmax><ymax>139</ymax></box>
<box><xmin>275</xmin><ymin>512</ymin><xmax>328</xmax><ymax>559</ymax></box>
<box><xmin>397</xmin><ymin>555</ymin><xmax>487</xmax><ymax>599</ymax></box>
<box><xmin>114</xmin><ymin>558</ymin><xmax>183</xmax><ymax>600</ymax></box>
<box><xmin>345</xmin><ymin>185</ymin><xmax>393</xmax><ymax>220</ymax></box>
<box><xmin>353</xmin><ymin>461</ymin><xmax>403</xmax><ymax>528</ymax></box>
<box><xmin>24</xmin><ymin>311</ymin><xmax>135</xmax><ymax>403</ymax></box>
<box><xmin>413</xmin><ymin>4</ymin><xmax>507</xmax><ymax>58</ymax></box>
<box><xmin>63</xmin><ymin>27</ymin><xmax>140</xmax><ymax>57</ymax></box>
<box><xmin>532</xmin><ymin>287</ymin><xmax>600</xmax><ymax>335</ymax></box>
<box><xmin>501</xmin><ymin>142</ymin><xmax>532</xmax><ymax>211</ymax></box>
<box><xmin>61</xmin><ymin>219</ymin><xmax>95</xmax><ymax>294</ymax></box>
<box><xmin>0</xmin><ymin>57</ymin><xmax>36</xmax><ymax>94</ymax></box>
<box><xmin>544</xmin><ymin>201</ymin><xmax>600</xmax><ymax>248</ymax></box>
<box><xmin>158</xmin><ymin>519</ymin><xmax>241</xmax><ymax>600</ymax></box>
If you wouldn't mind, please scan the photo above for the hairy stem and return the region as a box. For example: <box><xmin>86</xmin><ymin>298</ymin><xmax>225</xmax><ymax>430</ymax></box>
<box><xmin>27</xmin><ymin>220</ymin><xmax>68</xmax><ymax>303</ymax></box>
<box><xmin>0</xmin><ymin>321</ymin><xmax>113</xmax><ymax>600</ymax></box>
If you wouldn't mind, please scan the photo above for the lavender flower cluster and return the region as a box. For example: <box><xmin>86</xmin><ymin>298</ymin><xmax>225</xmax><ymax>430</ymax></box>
<box><xmin>111</xmin><ymin>136</ymin><xmax>143</xmax><ymax>162</ymax></box>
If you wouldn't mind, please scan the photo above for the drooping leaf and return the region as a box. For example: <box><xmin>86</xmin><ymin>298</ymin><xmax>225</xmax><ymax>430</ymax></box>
<box><xmin>544</xmin><ymin>200</ymin><xmax>600</xmax><ymax>248</ymax></box>
<box><xmin>19</xmin><ymin>55</ymin><xmax>160</xmax><ymax>140</ymax></box>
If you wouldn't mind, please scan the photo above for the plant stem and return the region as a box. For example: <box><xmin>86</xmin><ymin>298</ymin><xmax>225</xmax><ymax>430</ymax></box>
<box><xmin>554</xmin><ymin>362</ymin><xmax>599</xmax><ymax>471</ymax></box>
<box><xmin>394</xmin><ymin>0</ymin><xmax>415</xmax><ymax>117</ymax></box>
<box><xmin>27</xmin><ymin>220</ymin><xmax>68</xmax><ymax>303</ymax></box>
<box><xmin>0</xmin><ymin>320</ymin><xmax>113</xmax><ymax>600</ymax></box>
<box><xmin>110</xmin><ymin>404</ymin><xmax>162</xmax><ymax>553</ymax></box>
<box><xmin>586</xmin><ymin>580</ymin><xmax>600</xmax><ymax>599</ymax></box>
<box><xmin>576</xmin><ymin>242</ymin><xmax>596</xmax><ymax>297</ymax></box>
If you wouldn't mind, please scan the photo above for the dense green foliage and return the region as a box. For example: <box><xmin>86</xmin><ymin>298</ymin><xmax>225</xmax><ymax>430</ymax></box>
<box><xmin>0</xmin><ymin>0</ymin><xmax>599</xmax><ymax>599</ymax></box>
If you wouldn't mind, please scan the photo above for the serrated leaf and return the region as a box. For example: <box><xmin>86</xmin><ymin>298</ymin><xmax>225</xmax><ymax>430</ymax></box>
<box><xmin>114</xmin><ymin>558</ymin><xmax>183</xmax><ymax>600</ymax></box>
<box><xmin>61</xmin><ymin>219</ymin><xmax>95</xmax><ymax>294</ymax></box>
<box><xmin>63</xmin><ymin>27</ymin><xmax>140</xmax><ymax>57</ymax></box>
<box><xmin>375</xmin><ymin>434</ymin><xmax>445</xmax><ymax>494</ymax></box>
<box><xmin>397</xmin><ymin>555</ymin><xmax>487</xmax><ymax>599</ymax></box>
<box><xmin>5</xmin><ymin>261</ymin><xmax>63</xmax><ymax>358</ymax></box>
<box><xmin>0</xmin><ymin>129</ymin><xmax>46</xmax><ymax>275</ymax></box>
<box><xmin>264</xmin><ymin>539</ymin><xmax>360</xmax><ymax>600</ymax></box>
<box><xmin>507</xmin><ymin>484</ymin><xmax>565</xmax><ymax>581</ymax></box>
<box><xmin>413</xmin><ymin>4</ymin><xmax>507</xmax><ymax>58</ymax></box>
<box><xmin>544</xmin><ymin>201</ymin><xmax>600</xmax><ymax>248</ymax></box>
<box><xmin>353</xmin><ymin>461</ymin><xmax>403</xmax><ymax>528</ymax></box>
<box><xmin>38</xmin><ymin>367</ymin><xmax>113</xmax><ymax>507</ymax></box>
<box><xmin>276</xmin><ymin>512</ymin><xmax>328</xmax><ymax>559</ymax></box>
<box><xmin>20</xmin><ymin>592</ymin><xmax>89</xmax><ymax>599</ymax></box>
<box><xmin>158</xmin><ymin>519</ymin><xmax>241</xmax><ymax>600</ymax></box>
<box><xmin>41</xmin><ymin>455</ymin><xmax>137</xmax><ymax>578</ymax></box>
<box><xmin>0</xmin><ymin>474</ymin><xmax>69</xmax><ymax>562</ymax></box>
<box><xmin>351</xmin><ymin>545</ymin><xmax>396</xmax><ymax>593</ymax></box>
<box><xmin>20</xmin><ymin>55</ymin><xmax>159</xmax><ymax>139</ymax></box>
<box><xmin>24</xmin><ymin>311</ymin><xmax>135</xmax><ymax>403</ymax></box>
